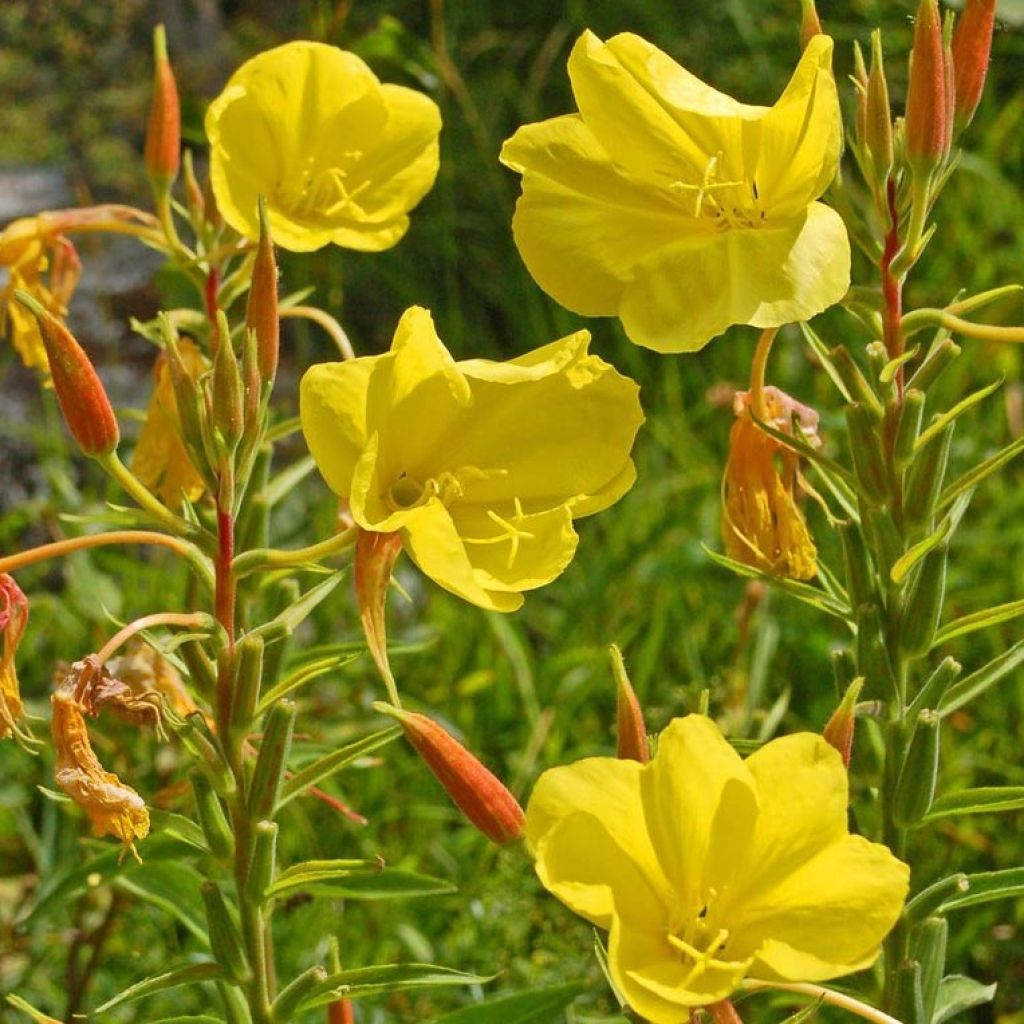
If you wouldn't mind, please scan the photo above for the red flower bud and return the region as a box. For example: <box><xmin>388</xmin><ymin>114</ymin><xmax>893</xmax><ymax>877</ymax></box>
<box><xmin>610</xmin><ymin>645</ymin><xmax>648</xmax><ymax>763</ymax></box>
<box><xmin>952</xmin><ymin>0</ymin><xmax>996</xmax><ymax>130</ymax></box>
<box><xmin>377</xmin><ymin>703</ymin><xmax>525</xmax><ymax>845</ymax></box>
<box><xmin>15</xmin><ymin>291</ymin><xmax>119</xmax><ymax>456</ymax></box>
<box><xmin>799</xmin><ymin>0</ymin><xmax>823</xmax><ymax>51</ymax></box>
<box><xmin>823</xmin><ymin>677</ymin><xmax>864</xmax><ymax>769</ymax></box>
<box><xmin>145</xmin><ymin>25</ymin><xmax>181</xmax><ymax>187</ymax></box>
<box><xmin>246</xmin><ymin>197</ymin><xmax>279</xmax><ymax>384</ymax></box>
<box><xmin>906</xmin><ymin>0</ymin><xmax>949</xmax><ymax>167</ymax></box>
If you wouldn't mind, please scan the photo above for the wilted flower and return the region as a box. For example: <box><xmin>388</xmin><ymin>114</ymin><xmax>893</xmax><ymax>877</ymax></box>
<box><xmin>132</xmin><ymin>339</ymin><xmax>208</xmax><ymax>505</ymax></box>
<box><xmin>0</xmin><ymin>574</ymin><xmax>29</xmax><ymax>742</ymax></box>
<box><xmin>52</xmin><ymin>658</ymin><xmax>151</xmax><ymax>854</ymax></box>
<box><xmin>526</xmin><ymin>715</ymin><xmax>909</xmax><ymax>1018</ymax></box>
<box><xmin>107</xmin><ymin>638</ymin><xmax>198</xmax><ymax>718</ymax></box>
<box><xmin>301</xmin><ymin>305</ymin><xmax>642</xmax><ymax>611</ymax></box>
<box><xmin>206</xmin><ymin>41</ymin><xmax>442</xmax><ymax>252</ymax></box>
<box><xmin>500</xmin><ymin>33</ymin><xmax>849</xmax><ymax>353</ymax></box>
<box><xmin>722</xmin><ymin>384</ymin><xmax>819</xmax><ymax>580</ymax></box>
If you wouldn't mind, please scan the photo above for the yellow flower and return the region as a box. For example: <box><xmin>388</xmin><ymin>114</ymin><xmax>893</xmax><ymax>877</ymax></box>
<box><xmin>0</xmin><ymin>216</ymin><xmax>81</xmax><ymax>373</ymax></box>
<box><xmin>132</xmin><ymin>339</ymin><xmax>208</xmax><ymax>506</ymax></box>
<box><xmin>300</xmin><ymin>306</ymin><xmax>643</xmax><ymax>611</ymax></box>
<box><xmin>722</xmin><ymin>385</ymin><xmax>818</xmax><ymax>580</ymax></box>
<box><xmin>206</xmin><ymin>41</ymin><xmax>441</xmax><ymax>252</ymax></box>
<box><xmin>526</xmin><ymin>715</ymin><xmax>909</xmax><ymax>1018</ymax></box>
<box><xmin>500</xmin><ymin>33</ymin><xmax>850</xmax><ymax>353</ymax></box>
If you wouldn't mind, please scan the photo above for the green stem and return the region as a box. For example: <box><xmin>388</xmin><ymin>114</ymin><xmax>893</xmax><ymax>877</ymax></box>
<box><xmin>232</xmin><ymin>526</ymin><xmax>358</xmax><ymax>579</ymax></box>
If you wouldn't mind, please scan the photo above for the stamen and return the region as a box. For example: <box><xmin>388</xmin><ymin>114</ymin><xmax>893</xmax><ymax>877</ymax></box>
<box><xmin>462</xmin><ymin>498</ymin><xmax>535</xmax><ymax>569</ymax></box>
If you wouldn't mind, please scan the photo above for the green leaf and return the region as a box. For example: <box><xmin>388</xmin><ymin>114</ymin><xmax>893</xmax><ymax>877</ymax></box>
<box><xmin>5</xmin><ymin>994</ymin><xmax>60</xmax><ymax>1023</ymax></box>
<box><xmin>148</xmin><ymin>809</ymin><xmax>210</xmax><ymax>853</ymax></box>
<box><xmin>146</xmin><ymin>1018</ymin><xmax>225</xmax><ymax>1024</ymax></box>
<box><xmin>36</xmin><ymin>785</ymin><xmax>71</xmax><ymax>804</ymax></box>
<box><xmin>277</xmin><ymin>725</ymin><xmax>402</xmax><ymax>810</ymax></box>
<box><xmin>880</xmin><ymin>344</ymin><xmax>920</xmax><ymax>384</ymax></box>
<box><xmin>779</xmin><ymin>996</ymin><xmax>826</xmax><ymax>1023</ymax></box>
<box><xmin>433</xmin><ymin>982</ymin><xmax>585</xmax><ymax>1023</ymax></box>
<box><xmin>252</xmin><ymin>572</ymin><xmax>346</xmax><ymax>642</ymax></box>
<box><xmin>939</xmin><ymin>636</ymin><xmax>1024</xmax><ymax>716</ymax></box>
<box><xmin>113</xmin><ymin>861</ymin><xmax>209</xmax><ymax>941</ymax></box>
<box><xmin>256</xmin><ymin>652</ymin><xmax>361</xmax><ymax>714</ymax></box>
<box><xmin>890</xmin><ymin>518</ymin><xmax>953</xmax><ymax>585</ymax></box>
<box><xmin>266</xmin><ymin>454</ymin><xmax>316</xmax><ymax>506</ymax></box>
<box><xmin>799</xmin><ymin>322</ymin><xmax>853</xmax><ymax>402</ymax></box>
<box><xmin>92</xmin><ymin>961</ymin><xmax>224</xmax><ymax>1015</ymax></box>
<box><xmin>915</xmin><ymin>377</ymin><xmax>1002</xmax><ymax>451</ymax></box>
<box><xmin>702</xmin><ymin>546</ymin><xmax>850</xmax><ymax>620</ymax></box>
<box><xmin>933</xmin><ymin>975</ymin><xmax>997</xmax><ymax>1024</ymax></box>
<box><xmin>921</xmin><ymin>787</ymin><xmax>1024</xmax><ymax>823</ymax></box>
<box><xmin>940</xmin><ymin>431</ymin><xmax>1024</xmax><ymax>510</ymax></box>
<box><xmin>938</xmin><ymin>867</ymin><xmax>1024</xmax><ymax>913</ymax></box>
<box><xmin>299</xmin><ymin>964</ymin><xmax>493</xmax><ymax>1011</ymax></box>
<box><xmin>932</xmin><ymin>596</ymin><xmax>1024</xmax><ymax>646</ymax></box>
<box><xmin>268</xmin><ymin>866</ymin><xmax>456</xmax><ymax>901</ymax></box>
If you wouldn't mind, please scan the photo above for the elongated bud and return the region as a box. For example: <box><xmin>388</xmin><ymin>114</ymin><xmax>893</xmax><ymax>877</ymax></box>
<box><xmin>864</xmin><ymin>508</ymin><xmax>904</xmax><ymax>582</ymax></box>
<box><xmin>246</xmin><ymin>196</ymin><xmax>279</xmax><ymax>384</ymax></box>
<box><xmin>942</xmin><ymin>13</ymin><xmax>956</xmax><ymax>158</ymax></box>
<box><xmin>376</xmin><ymin>702</ymin><xmax>525</xmax><ymax>845</ymax></box>
<box><xmin>355</xmin><ymin>530</ymin><xmax>404</xmax><ymax>698</ymax></box>
<box><xmin>15</xmin><ymin>291</ymin><xmax>118</xmax><ymax>456</ymax></box>
<box><xmin>799</xmin><ymin>0</ymin><xmax>823</xmax><ymax>50</ymax></box>
<box><xmin>905</xmin><ymin>422</ymin><xmax>954</xmax><ymax>529</ymax></box>
<box><xmin>145</xmin><ymin>25</ymin><xmax>181</xmax><ymax>188</ymax></box>
<box><xmin>952</xmin><ymin>0</ymin><xmax>996</xmax><ymax>130</ymax></box>
<box><xmin>866</xmin><ymin>31</ymin><xmax>894</xmax><ymax>182</ymax></box>
<box><xmin>822</xmin><ymin>678</ymin><xmax>864</xmax><ymax>768</ymax></box>
<box><xmin>838</xmin><ymin>522</ymin><xmax>876</xmax><ymax>610</ymax></box>
<box><xmin>329</xmin><ymin>999</ymin><xmax>356</xmax><ymax>1024</ymax></box>
<box><xmin>906</xmin><ymin>0</ymin><xmax>949</xmax><ymax>168</ymax></box>
<box><xmin>831</xmin><ymin>646</ymin><xmax>857</xmax><ymax>692</ymax></box>
<box><xmin>274</xmin><ymin>966</ymin><xmax>329</xmax><ymax>1023</ymax></box>
<box><xmin>182</xmin><ymin>149</ymin><xmax>206</xmax><ymax>223</ymax></box>
<box><xmin>245</xmin><ymin>820</ymin><xmax>278</xmax><ymax>902</ymax></box>
<box><xmin>908</xmin><ymin>655</ymin><xmax>960</xmax><ymax>719</ymax></box>
<box><xmin>201</xmin><ymin>882</ymin><xmax>251</xmax><ymax>983</ymax></box>
<box><xmin>190</xmin><ymin>770</ymin><xmax>233</xmax><ymax>861</ymax></box>
<box><xmin>248</xmin><ymin>699</ymin><xmax>295</xmax><ymax>819</ymax></box>
<box><xmin>829</xmin><ymin>345</ymin><xmax>883</xmax><ymax>417</ymax></box>
<box><xmin>894</xmin><ymin>709</ymin><xmax>941</xmax><ymax>826</ymax></box>
<box><xmin>182</xmin><ymin>710</ymin><xmax>235</xmax><ymax>796</ymax></box>
<box><xmin>212</xmin><ymin>310</ymin><xmax>244</xmax><ymax>450</ymax></box>
<box><xmin>610</xmin><ymin>645</ymin><xmax>648</xmax><ymax>762</ymax></box>
<box><xmin>230</xmin><ymin>634</ymin><xmax>263</xmax><ymax>739</ymax></box>
<box><xmin>894</xmin><ymin>389</ymin><xmax>925</xmax><ymax>468</ymax></box>
<box><xmin>856</xmin><ymin>603</ymin><xmax>896</xmax><ymax>696</ymax></box>
<box><xmin>845</xmin><ymin>403</ymin><xmax>889</xmax><ymax>505</ymax></box>
<box><xmin>911</xmin><ymin>915</ymin><xmax>948</xmax><ymax>1024</ymax></box>
<box><xmin>908</xmin><ymin>337</ymin><xmax>961</xmax><ymax>392</ymax></box>
<box><xmin>900</xmin><ymin>542</ymin><xmax>949</xmax><ymax>657</ymax></box>
<box><xmin>852</xmin><ymin>41</ymin><xmax>869</xmax><ymax>145</ymax></box>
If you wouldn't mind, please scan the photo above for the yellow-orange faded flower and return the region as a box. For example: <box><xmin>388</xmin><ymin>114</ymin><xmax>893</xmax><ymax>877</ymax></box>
<box><xmin>0</xmin><ymin>574</ymin><xmax>29</xmax><ymax>742</ymax></box>
<box><xmin>206</xmin><ymin>41</ymin><xmax>441</xmax><ymax>252</ymax></box>
<box><xmin>526</xmin><ymin>715</ymin><xmax>909</xmax><ymax>1018</ymax></box>
<box><xmin>300</xmin><ymin>306</ymin><xmax>643</xmax><ymax>611</ymax></box>
<box><xmin>0</xmin><ymin>217</ymin><xmax>81</xmax><ymax>373</ymax></box>
<box><xmin>132</xmin><ymin>339</ymin><xmax>208</xmax><ymax>506</ymax></box>
<box><xmin>500</xmin><ymin>33</ymin><xmax>850</xmax><ymax>353</ymax></box>
<box><xmin>722</xmin><ymin>385</ymin><xmax>818</xmax><ymax>580</ymax></box>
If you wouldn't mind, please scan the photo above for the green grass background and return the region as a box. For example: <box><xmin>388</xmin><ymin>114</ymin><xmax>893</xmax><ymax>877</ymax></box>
<box><xmin>0</xmin><ymin>1</ymin><xmax>1022</xmax><ymax>1021</ymax></box>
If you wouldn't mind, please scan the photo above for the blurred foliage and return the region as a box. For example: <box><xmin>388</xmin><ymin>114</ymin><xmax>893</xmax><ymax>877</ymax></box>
<box><xmin>1</xmin><ymin>1</ymin><xmax>1022</xmax><ymax>1021</ymax></box>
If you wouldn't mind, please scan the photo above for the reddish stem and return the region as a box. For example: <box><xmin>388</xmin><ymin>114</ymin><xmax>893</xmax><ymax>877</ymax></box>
<box><xmin>215</xmin><ymin>504</ymin><xmax>235</xmax><ymax>645</ymax></box>
<box><xmin>707</xmin><ymin>1000</ymin><xmax>744</xmax><ymax>1024</ymax></box>
<box><xmin>880</xmin><ymin>176</ymin><xmax>905</xmax><ymax>402</ymax></box>
<box><xmin>205</xmin><ymin>268</ymin><xmax>220</xmax><ymax>332</ymax></box>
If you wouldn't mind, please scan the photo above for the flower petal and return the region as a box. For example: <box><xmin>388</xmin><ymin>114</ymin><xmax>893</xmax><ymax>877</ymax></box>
<box><xmin>755</xmin><ymin>35</ymin><xmax>842</xmax><ymax>213</ymax></box>
<box><xmin>526</xmin><ymin>756</ymin><xmax>669</xmax><ymax>928</ymax></box>
<box><xmin>618</xmin><ymin>202</ymin><xmax>851</xmax><ymax>352</ymax></box>
<box><xmin>640</xmin><ymin>716</ymin><xmax>758</xmax><ymax>910</ymax></box>
<box><xmin>733</xmin><ymin>834</ymin><xmax>910</xmax><ymax>981</ymax></box>
<box><xmin>502</xmin><ymin>114</ymin><xmax>689</xmax><ymax>316</ymax></box>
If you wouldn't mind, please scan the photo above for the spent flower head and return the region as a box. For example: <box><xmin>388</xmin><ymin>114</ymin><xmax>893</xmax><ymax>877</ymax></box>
<box><xmin>500</xmin><ymin>32</ymin><xmax>849</xmax><ymax>352</ymax></box>
<box><xmin>526</xmin><ymin>715</ymin><xmax>909</xmax><ymax>1017</ymax></box>
<box><xmin>0</xmin><ymin>574</ymin><xmax>29</xmax><ymax>743</ymax></box>
<box><xmin>206</xmin><ymin>41</ymin><xmax>441</xmax><ymax>252</ymax></box>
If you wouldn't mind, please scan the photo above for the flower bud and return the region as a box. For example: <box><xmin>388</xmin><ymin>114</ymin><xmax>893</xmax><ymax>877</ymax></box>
<box><xmin>852</xmin><ymin>42</ymin><xmax>869</xmax><ymax>145</ymax></box>
<box><xmin>911</xmin><ymin>915</ymin><xmax>948</xmax><ymax>1024</ymax></box>
<box><xmin>144</xmin><ymin>25</ymin><xmax>181</xmax><ymax>188</ymax></box>
<box><xmin>212</xmin><ymin>310</ymin><xmax>244</xmax><ymax>451</ymax></box>
<box><xmin>15</xmin><ymin>291</ymin><xmax>119</xmax><ymax>456</ymax></box>
<box><xmin>904</xmin><ymin>422</ymin><xmax>954</xmax><ymax>530</ymax></box>
<box><xmin>894</xmin><ymin>709</ymin><xmax>941</xmax><ymax>826</ymax></box>
<box><xmin>246</xmin><ymin>196</ymin><xmax>279</xmax><ymax>385</ymax></box>
<box><xmin>856</xmin><ymin>602</ymin><xmax>896</xmax><ymax>696</ymax></box>
<box><xmin>893</xmin><ymin>389</ymin><xmax>925</xmax><ymax>468</ymax></box>
<box><xmin>942</xmin><ymin>13</ymin><xmax>957</xmax><ymax>158</ymax></box>
<box><xmin>245</xmin><ymin>820</ymin><xmax>278</xmax><ymax>903</ymax></box>
<box><xmin>610</xmin><ymin>645</ymin><xmax>648</xmax><ymax>763</ymax></box>
<box><xmin>376</xmin><ymin>702</ymin><xmax>525</xmax><ymax>845</ymax></box>
<box><xmin>355</xmin><ymin>529</ymin><xmax>404</xmax><ymax>696</ymax></box>
<box><xmin>838</xmin><ymin>522</ymin><xmax>876</xmax><ymax>611</ymax></box>
<box><xmin>900</xmin><ymin>541</ymin><xmax>949</xmax><ymax>657</ymax></box>
<box><xmin>866</xmin><ymin>31</ymin><xmax>894</xmax><ymax>183</ymax></box>
<box><xmin>328</xmin><ymin>999</ymin><xmax>356</xmax><ymax>1024</ymax></box>
<box><xmin>799</xmin><ymin>0</ymin><xmax>823</xmax><ymax>51</ymax></box>
<box><xmin>845</xmin><ymin>402</ymin><xmax>889</xmax><ymax>505</ymax></box>
<box><xmin>182</xmin><ymin>149</ymin><xmax>206</xmax><ymax>223</ymax></box>
<box><xmin>201</xmin><ymin>881</ymin><xmax>251</xmax><ymax>983</ymax></box>
<box><xmin>191</xmin><ymin>769</ymin><xmax>233</xmax><ymax>861</ymax></box>
<box><xmin>822</xmin><ymin>677</ymin><xmax>864</xmax><ymax>768</ymax></box>
<box><xmin>952</xmin><ymin>0</ymin><xmax>996</xmax><ymax>130</ymax></box>
<box><xmin>274</xmin><ymin>966</ymin><xmax>329</xmax><ymax>1023</ymax></box>
<box><xmin>248</xmin><ymin>699</ymin><xmax>296</xmax><ymax>819</ymax></box>
<box><xmin>906</xmin><ymin>0</ymin><xmax>949</xmax><ymax>168</ymax></box>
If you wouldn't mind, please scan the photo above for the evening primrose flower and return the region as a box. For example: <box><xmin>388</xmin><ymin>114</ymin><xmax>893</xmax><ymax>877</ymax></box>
<box><xmin>500</xmin><ymin>33</ymin><xmax>850</xmax><ymax>353</ymax></box>
<box><xmin>526</xmin><ymin>715</ymin><xmax>909</xmax><ymax>1018</ymax></box>
<box><xmin>300</xmin><ymin>306</ymin><xmax>642</xmax><ymax>612</ymax></box>
<box><xmin>206</xmin><ymin>41</ymin><xmax>441</xmax><ymax>252</ymax></box>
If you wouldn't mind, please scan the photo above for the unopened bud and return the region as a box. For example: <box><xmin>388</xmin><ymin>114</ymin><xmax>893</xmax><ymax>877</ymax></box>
<box><xmin>610</xmin><ymin>645</ymin><xmax>648</xmax><ymax>763</ymax></box>
<box><xmin>212</xmin><ymin>310</ymin><xmax>244</xmax><ymax>450</ymax></box>
<box><xmin>866</xmin><ymin>31</ymin><xmax>894</xmax><ymax>182</ymax></box>
<box><xmin>823</xmin><ymin>677</ymin><xmax>864</xmax><ymax>768</ymax></box>
<box><xmin>900</xmin><ymin>541</ymin><xmax>949</xmax><ymax>657</ymax></box>
<box><xmin>15</xmin><ymin>291</ymin><xmax>119</xmax><ymax>456</ymax></box>
<box><xmin>904</xmin><ymin>422</ymin><xmax>954</xmax><ymax>529</ymax></box>
<box><xmin>906</xmin><ymin>0</ymin><xmax>949</xmax><ymax>168</ymax></box>
<box><xmin>952</xmin><ymin>0</ymin><xmax>996</xmax><ymax>130</ymax></box>
<box><xmin>144</xmin><ymin>25</ymin><xmax>181</xmax><ymax>188</ymax></box>
<box><xmin>799</xmin><ymin>0</ymin><xmax>823</xmax><ymax>50</ymax></box>
<box><xmin>376</xmin><ymin>702</ymin><xmax>525</xmax><ymax>845</ymax></box>
<box><xmin>248</xmin><ymin>699</ymin><xmax>295</xmax><ymax>819</ymax></box>
<box><xmin>911</xmin><ymin>915</ymin><xmax>948</xmax><ymax>1024</ymax></box>
<box><xmin>845</xmin><ymin>402</ymin><xmax>889</xmax><ymax>505</ymax></box>
<box><xmin>942</xmin><ymin>13</ymin><xmax>956</xmax><ymax>158</ymax></box>
<box><xmin>182</xmin><ymin>149</ymin><xmax>206</xmax><ymax>223</ymax></box>
<box><xmin>246</xmin><ymin>196</ymin><xmax>279</xmax><ymax>384</ymax></box>
<box><xmin>201</xmin><ymin>881</ymin><xmax>251</xmax><ymax>983</ymax></box>
<box><xmin>894</xmin><ymin>709</ymin><xmax>941</xmax><ymax>826</ymax></box>
<box><xmin>852</xmin><ymin>41</ymin><xmax>869</xmax><ymax>144</ymax></box>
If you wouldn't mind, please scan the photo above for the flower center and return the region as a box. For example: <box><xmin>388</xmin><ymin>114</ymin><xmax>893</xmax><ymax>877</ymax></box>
<box><xmin>667</xmin><ymin>898</ymin><xmax>747</xmax><ymax>988</ymax></box>
<box><xmin>276</xmin><ymin>154</ymin><xmax>369</xmax><ymax>219</ymax></box>
<box><xmin>670</xmin><ymin>153</ymin><xmax>765</xmax><ymax>231</ymax></box>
